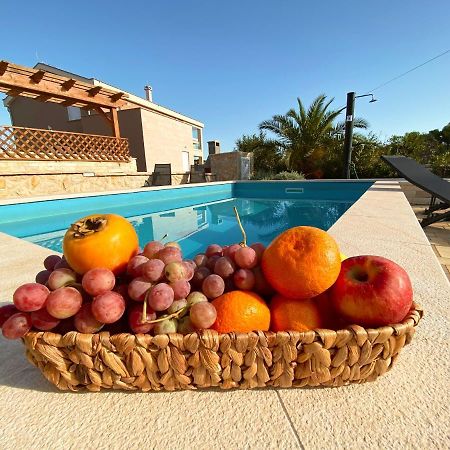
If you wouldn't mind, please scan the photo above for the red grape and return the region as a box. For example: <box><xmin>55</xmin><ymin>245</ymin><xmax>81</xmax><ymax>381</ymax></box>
<box><xmin>0</xmin><ymin>304</ymin><xmax>19</xmax><ymax>328</ymax></box>
<box><xmin>206</xmin><ymin>244</ymin><xmax>222</xmax><ymax>258</ymax></box>
<box><xmin>206</xmin><ymin>255</ymin><xmax>220</xmax><ymax>271</ymax></box>
<box><xmin>44</xmin><ymin>254</ymin><xmax>62</xmax><ymax>271</ymax></box>
<box><xmin>155</xmin><ymin>247</ymin><xmax>182</xmax><ymax>264</ymax></box>
<box><xmin>2</xmin><ymin>312</ymin><xmax>32</xmax><ymax>339</ymax></box>
<box><xmin>164</xmin><ymin>261</ymin><xmax>188</xmax><ymax>282</ymax></box>
<box><xmin>127</xmin><ymin>255</ymin><xmax>149</xmax><ymax>278</ymax></box>
<box><xmin>183</xmin><ymin>261</ymin><xmax>195</xmax><ymax>281</ymax></box>
<box><xmin>214</xmin><ymin>256</ymin><xmax>236</xmax><ymax>278</ymax></box>
<box><xmin>165</xmin><ymin>241</ymin><xmax>181</xmax><ymax>249</ymax></box>
<box><xmin>154</xmin><ymin>318</ymin><xmax>177</xmax><ymax>334</ymax></box>
<box><xmin>46</xmin><ymin>287</ymin><xmax>82</xmax><ymax>319</ymax></box>
<box><xmin>143</xmin><ymin>241</ymin><xmax>164</xmax><ymax>258</ymax></box>
<box><xmin>47</xmin><ymin>268</ymin><xmax>77</xmax><ymax>291</ymax></box>
<box><xmin>194</xmin><ymin>254</ymin><xmax>208</xmax><ymax>267</ymax></box>
<box><xmin>202</xmin><ymin>274</ymin><xmax>225</xmax><ymax>299</ymax></box>
<box><xmin>234</xmin><ymin>269</ymin><xmax>256</xmax><ymax>290</ymax></box>
<box><xmin>235</xmin><ymin>246</ymin><xmax>258</xmax><ymax>269</ymax></box>
<box><xmin>190</xmin><ymin>302</ymin><xmax>217</xmax><ymax>329</ymax></box>
<box><xmin>53</xmin><ymin>258</ymin><xmax>71</xmax><ymax>270</ymax></box>
<box><xmin>223</xmin><ymin>243</ymin><xmax>241</xmax><ymax>262</ymax></box>
<box><xmin>141</xmin><ymin>259</ymin><xmax>165</xmax><ymax>282</ymax></box>
<box><xmin>127</xmin><ymin>277</ymin><xmax>152</xmax><ymax>302</ymax></box>
<box><xmin>167</xmin><ymin>299</ymin><xmax>188</xmax><ymax>316</ymax></box>
<box><xmin>92</xmin><ymin>291</ymin><xmax>126</xmax><ymax>324</ymax></box>
<box><xmin>250</xmin><ymin>242</ymin><xmax>266</xmax><ymax>263</ymax></box>
<box><xmin>82</xmin><ymin>268</ymin><xmax>115</xmax><ymax>297</ymax></box>
<box><xmin>128</xmin><ymin>303</ymin><xmax>156</xmax><ymax>333</ymax></box>
<box><xmin>186</xmin><ymin>291</ymin><xmax>208</xmax><ymax>307</ymax></box>
<box><xmin>170</xmin><ymin>280</ymin><xmax>191</xmax><ymax>300</ymax></box>
<box><xmin>191</xmin><ymin>267</ymin><xmax>211</xmax><ymax>289</ymax></box>
<box><xmin>147</xmin><ymin>283</ymin><xmax>174</xmax><ymax>311</ymax></box>
<box><xmin>253</xmin><ymin>266</ymin><xmax>276</xmax><ymax>296</ymax></box>
<box><xmin>13</xmin><ymin>283</ymin><xmax>49</xmax><ymax>312</ymax></box>
<box><xmin>30</xmin><ymin>308</ymin><xmax>60</xmax><ymax>331</ymax></box>
<box><xmin>74</xmin><ymin>303</ymin><xmax>104</xmax><ymax>333</ymax></box>
<box><xmin>35</xmin><ymin>270</ymin><xmax>51</xmax><ymax>285</ymax></box>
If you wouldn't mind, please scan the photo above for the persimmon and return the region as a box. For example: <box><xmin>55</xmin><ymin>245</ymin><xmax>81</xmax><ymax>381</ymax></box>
<box><xmin>63</xmin><ymin>214</ymin><xmax>139</xmax><ymax>275</ymax></box>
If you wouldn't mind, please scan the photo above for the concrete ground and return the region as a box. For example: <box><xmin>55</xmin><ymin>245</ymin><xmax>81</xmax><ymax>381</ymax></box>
<box><xmin>413</xmin><ymin>206</ymin><xmax>450</xmax><ymax>280</ymax></box>
<box><xmin>0</xmin><ymin>181</ymin><xmax>449</xmax><ymax>450</ymax></box>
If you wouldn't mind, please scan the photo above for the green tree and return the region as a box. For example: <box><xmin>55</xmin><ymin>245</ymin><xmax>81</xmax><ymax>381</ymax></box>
<box><xmin>235</xmin><ymin>132</ymin><xmax>286</xmax><ymax>174</ymax></box>
<box><xmin>259</xmin><ymin>94</ymin><xmax>368</xmax><ymax>176</ymax></box>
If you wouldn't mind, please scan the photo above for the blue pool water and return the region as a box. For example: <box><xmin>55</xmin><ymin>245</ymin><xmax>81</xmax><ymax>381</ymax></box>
<box><xmin>0</xmin><ymin>181</ymin><xmax>372</xmax><ymax>259</ymax></box>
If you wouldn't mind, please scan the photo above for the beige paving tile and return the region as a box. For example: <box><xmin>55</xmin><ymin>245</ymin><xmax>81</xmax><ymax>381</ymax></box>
<box><xmin>0</xmin><ymin>336</ymin><xmax>300</xmax><ymax>450</ymax></box>
<box><xmin>435</xmin><ymin>245</ymin><xmax>450</xmax><ymax>258</ymax></box>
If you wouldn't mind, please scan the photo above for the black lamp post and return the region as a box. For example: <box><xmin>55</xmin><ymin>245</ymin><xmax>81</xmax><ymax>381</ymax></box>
<box><xmin>342</xmin><ymin>92</ymin><xmax>377</xmax><ymax>179</ymax></box>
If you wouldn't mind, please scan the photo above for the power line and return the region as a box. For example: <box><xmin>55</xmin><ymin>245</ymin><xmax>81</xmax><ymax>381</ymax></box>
<box><xmin>370</xmin><ymin>49</ymin><xmax>450</xmax><ymax>92</ymax></box>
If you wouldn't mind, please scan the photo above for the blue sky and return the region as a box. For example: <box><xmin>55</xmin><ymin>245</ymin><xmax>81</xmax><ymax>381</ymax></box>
<box><xmin>1</xmin><ymin>0</ymin><xmax>449</xmax><ymax>153</ymax></box>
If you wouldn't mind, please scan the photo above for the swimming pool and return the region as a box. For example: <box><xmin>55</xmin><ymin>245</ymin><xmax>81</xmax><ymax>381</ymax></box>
<box><xmin>0</xmin><ymin>181</ymin><xmax>372</xmax><ymax>259</ymax></box>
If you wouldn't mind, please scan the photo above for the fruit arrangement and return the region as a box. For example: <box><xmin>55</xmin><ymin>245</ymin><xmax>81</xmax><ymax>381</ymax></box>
<box><xmin>1</xmin><ymin>211</ymin><xmax>416</xmax><ymax>341</ymax></box>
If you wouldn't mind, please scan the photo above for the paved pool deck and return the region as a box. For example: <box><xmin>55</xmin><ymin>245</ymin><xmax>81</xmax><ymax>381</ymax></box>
<box><xmin>0</xmin><ymin>180</ymin><xmax>449</xmax><ymax>449</ymax></box>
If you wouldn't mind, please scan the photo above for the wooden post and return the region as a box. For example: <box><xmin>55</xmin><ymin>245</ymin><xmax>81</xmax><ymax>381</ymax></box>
<box><xmin>111</xmin><ymin>107</ymin><xmax>120</xmax><ymax>138</ymax></box>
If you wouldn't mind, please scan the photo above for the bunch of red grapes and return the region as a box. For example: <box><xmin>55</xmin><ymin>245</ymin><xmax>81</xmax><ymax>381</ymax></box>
<box><xmin>0</xmin><ymin>240</ymin><xmax>272</xmax><ymax>340</ymax></box>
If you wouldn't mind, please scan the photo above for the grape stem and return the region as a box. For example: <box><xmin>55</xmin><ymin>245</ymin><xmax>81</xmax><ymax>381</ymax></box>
<box><xmin>233</xmin><ymin>206</ymin><xmax>247</xmax><ymax>247</ymax></box>
<box><xmin>141</xmin><ymin>289</ymin><xmax>188</xmax><ymax>324</ymax></box>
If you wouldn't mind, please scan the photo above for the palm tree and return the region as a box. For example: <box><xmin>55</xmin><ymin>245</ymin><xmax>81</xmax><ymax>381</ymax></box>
<box><xmin>259</xmin><ymin>94</ymin><xmax>368</xmax><ymax>175</ymax></box>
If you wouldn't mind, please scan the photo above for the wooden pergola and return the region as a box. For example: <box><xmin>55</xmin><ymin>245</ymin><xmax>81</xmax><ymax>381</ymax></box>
<box><xmin>0</xmin><ymin>60</ymin><xmax>128</xmax><ymax>137</ymax></box>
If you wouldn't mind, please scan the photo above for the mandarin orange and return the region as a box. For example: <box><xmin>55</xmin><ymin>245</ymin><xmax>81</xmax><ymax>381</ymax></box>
<box><xmin>270</xmin><ymin>294</ymin><xmax>325</xmax><ymax>332</ymax></box>
<box><xmin>211</xmin><ymin>290</ymin><xmax>270</xmax><ymax>333</ymax></box>
<box><xmin>261</xmin><ymin>226</ymin><xmax>341</xmax><ymax>299</ymax></box>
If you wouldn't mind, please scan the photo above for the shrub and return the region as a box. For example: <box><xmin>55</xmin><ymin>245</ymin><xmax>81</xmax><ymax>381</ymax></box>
<box><xmin>271</xmin><ymin>171</ymin><xmax>305</xmax><ymax>180</ymax></box>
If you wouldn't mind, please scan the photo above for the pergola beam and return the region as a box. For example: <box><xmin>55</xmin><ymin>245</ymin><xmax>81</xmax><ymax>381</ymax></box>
<box><xmin>0</xmin><ymin>61</ymin><xmax>127</xmax><ymax>109</ymax></box>
<box><xmin>0</xmin><ymin>61</ymin><xmax>8</xmax><ymax>76</ymax></box>
<box><xmin>30</xmin><ymin>70</ymin><xmax>46</xmax><ymax>84</ymax></box>
<box><xmin>61</xmin><ymin>79</ymin><xmax>76</xmax><ymax>91</ymax></box>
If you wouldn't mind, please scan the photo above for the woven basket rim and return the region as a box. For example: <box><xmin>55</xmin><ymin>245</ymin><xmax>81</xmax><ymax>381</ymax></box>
<box><xmin>23</xmin><ymin>303</ymin><xmax>423</xmax><ymax>342</ymax></box>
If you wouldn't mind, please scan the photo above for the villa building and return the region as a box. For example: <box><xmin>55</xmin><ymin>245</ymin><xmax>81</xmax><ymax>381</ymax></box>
<box><xmin>3</xmin><ymin>63</ymin><xmax>204</xmax><ymax>172</ymax></box>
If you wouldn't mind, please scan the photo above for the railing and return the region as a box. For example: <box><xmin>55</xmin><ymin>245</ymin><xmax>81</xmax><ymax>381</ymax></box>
<box><xmin>0</xmin><ymin>125</ymin><xmax>131</xmax><ymax>162</ymax></box>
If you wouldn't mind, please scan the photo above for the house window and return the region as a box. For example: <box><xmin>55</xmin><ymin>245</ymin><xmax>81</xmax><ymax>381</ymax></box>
<box><xmin>194</xmin><ymin>155</ymin><xmax>202</xmax><ymax>165</ymax></box>
<box><xmin>192</xmin><ymin>127</ymin><xmax>201</xmax><ymax>141</ymax></box>
<box><xmin>67</xmin><ymin>106</ymin><xmax>81</xmax><ymax>121</ymax></box>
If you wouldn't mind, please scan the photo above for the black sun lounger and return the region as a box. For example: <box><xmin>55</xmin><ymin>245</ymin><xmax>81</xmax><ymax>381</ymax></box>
<box><xmin>152</xmin><ymin>164</ymin><xmax>172</xmax><ymax>186</ymax></box>
<box><xmin>382</xmin><ymin>155</ymin><xmax>450</xmax><ymax>227</ymax></box>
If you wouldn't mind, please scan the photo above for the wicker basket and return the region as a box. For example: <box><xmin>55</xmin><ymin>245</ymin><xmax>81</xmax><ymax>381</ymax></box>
<box><xmin>22</xmin><ymin>304</ymin><xmax>423</xmax><ymax>392</ymax></box>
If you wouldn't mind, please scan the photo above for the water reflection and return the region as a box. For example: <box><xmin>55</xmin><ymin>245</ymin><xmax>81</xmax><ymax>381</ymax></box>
<box><xmin>25</xmin><ymin>198</ymin><xmax>353</xmax><ymax>259</ymax></box>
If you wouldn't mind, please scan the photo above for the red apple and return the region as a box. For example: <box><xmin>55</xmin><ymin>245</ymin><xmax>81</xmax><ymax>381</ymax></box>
<box><xmin>330</xmin><ymin>255</ymin><xmax>413</xmax><ymax>327</ymax></box>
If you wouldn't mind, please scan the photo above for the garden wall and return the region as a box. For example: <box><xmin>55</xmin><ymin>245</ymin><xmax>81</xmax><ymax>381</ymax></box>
<box><xmin>0</xmin><ymin>173</ymin><xmax>191</xmax><ymax>199</ymax></box>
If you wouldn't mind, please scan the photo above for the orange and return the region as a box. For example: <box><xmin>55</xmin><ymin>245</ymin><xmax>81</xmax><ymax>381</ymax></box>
<box><xmin>270</xmin><ymin>294</ymin><xmax>325</xmax><ymax>332</ymax></box>
<box><xmin>261</xmin><ymin>226</ymin><xmax>341</xmax><ymax>299</ymax></box>
<box><xmin>211</xmin><ymin>290</ymin><xmax>270</xmax><ymax>333</ymax></box>
<box><xmin>63</xmin><ymin>214</ymin><xmax>139</xmax><ymax>275</ymax></box>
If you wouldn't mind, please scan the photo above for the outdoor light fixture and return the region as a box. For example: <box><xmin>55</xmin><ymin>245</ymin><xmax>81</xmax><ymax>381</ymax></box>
<box><xmin>342</xmin><ymin>92</ymin><xmax>378</xmax><ymax>179</ymax></box>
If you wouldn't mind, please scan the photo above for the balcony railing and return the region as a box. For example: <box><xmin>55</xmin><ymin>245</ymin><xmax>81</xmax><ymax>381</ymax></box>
<box><xmin>0</xmin><ymin>125</ymin><xmax>131</xmax><ymax>163</ymax></box>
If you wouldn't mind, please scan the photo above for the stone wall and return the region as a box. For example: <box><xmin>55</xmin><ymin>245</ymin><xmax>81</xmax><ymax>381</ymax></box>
<box><xmin>209</xmin><ymin>152</ymin><xmax>252</xmax><ymax>181</ymax></box>
<box><xmin>0</xmin><ymin>172</ymin><xmax>191</xmax><ymax>199</ymax></box>
<box><xmin>0</xmin><ymin>159</ymin><xmax>138</xmax><ymax>175</ymax></box>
